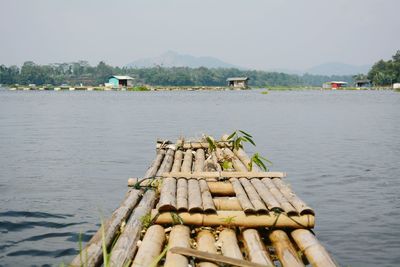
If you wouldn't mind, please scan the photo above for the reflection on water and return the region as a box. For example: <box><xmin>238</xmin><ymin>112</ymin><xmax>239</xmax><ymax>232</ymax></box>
<box><xmin>0</xmin><ymin>90</ymin><xmax>399</xmax><ymax>266</ymax></box>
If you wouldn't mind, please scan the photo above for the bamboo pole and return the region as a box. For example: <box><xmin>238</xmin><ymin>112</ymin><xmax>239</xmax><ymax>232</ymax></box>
<box><xmin>241</xmin><ymin>229</ymin><xmax>274</xmax><ymax>266</ymax></box>
<box><xmin>213</xmin><ymin>197</ymin><xmax>242</xmax><ymax>210</ymax></box>
<box><xmin>291</xmin><ymin>229</ymin><xmax>337</xmax><ymax>267</ymax></box>
<box><xmin>157</xmin><ymin>177</ymin><xmax>177</xmax><ymax>211</ymax></box>
<box><xmin>176</xmin><ymin>149</ymin><xmax>192</xmax><ymax>211</ymax></box>
<box><xmin>218</xmin><ymin>228</ymin><xmax>244</xmax><ymax>259</ymax></box>
<box><xmin>272</xmin><ymin>178</ymin><xmax>314</xmax><ymax>215</ymax></box>
<box><xmin>131</xmin><ymin>225</ymin><xmax>166</xmax><ymax>267</ymax></box>
<box><xmin>70</xmin><ymin>189</ymin><xmax>142</xmax><ymax>267</ymax></box>
<box><xmin>250</xmin><ymin>179</ymin><xmax>282</xmax><ymax>211</ymax></box>
<box><xmin>109</xmin><ymin>190</ymin><xmax>157</xmax><ymax>267</ymax></box>
<box><xmin>158</xmin><ymin>141</ymin><xmax>232</xmax><ymax>149</ymax></box>
<box><xmin>234</xmin><ymin>148</ymin><xmax>261</xmax><ymax>172</ymax></box>
<box><xmin>156</xmin><ymin>148</ymin><xmax>175</xmax><ymax>176</ymax></box>
<box><xmin>223</xmin><ymin>148</ymin><xmax>249</xmax><ymax>172</ymax></box>
<box><xmin>194</xmin><ymin>148</ymin><xmax>205</xmax><ymax>172</ymax></box>
<box><xmin>162</xmin><ymin>171</ymin><xmax>286</xmax><ymax>179</ymax></box>
<box><xmin>144</xmin><ymin>149</ymin><xmax>166</xmax><ymax>178</ymax></box>
<box><xmin>269</xmin><ymin>230</ymin><xmax>304</xmax><ymax>267</ymax></box>
<box><xmin>200</xmin><ymin>179</ymin><xmax>216</xmax><ymax>212</ymax></box>
<box><xmin>171</xmin><ymin>150</ymin><xmax>183</xmax><ymax>172</ymax></box>
<box><xmin>197</xmin><ymin>230</ymin><xmax>218</xmax><ymax>267</ymax></box>
<box><xmin>207</xmin><ymin>181</ymin><xmax>235</xmax><ymax>196</ymax></box>
<box><xmin>262</xmin><ymin>178</ymin><xmax>297</xmax><ymax>215</ymax></box>
<box><xmin>164</xmin><ymin>225</ymin><xmax>191</xmax><ymax>267</ymax></box>
<box><xmin>151</xmin><ymin>210</ymin><xmax>315</xmax><ymax>228</ymax></box>
<box><xmin>239</xmin><ymin>178</ymin><xmax>268</xmax><ymax>212</ymax></box>
<box><xmin>230</xmin><ymin>178</ymin><xmax>255</xmax><ymax>213</ymax></box>
<box><xmin>188</xmin><ymin>149</ymin><xmax>204</xmax><ymax>212</ymax></box>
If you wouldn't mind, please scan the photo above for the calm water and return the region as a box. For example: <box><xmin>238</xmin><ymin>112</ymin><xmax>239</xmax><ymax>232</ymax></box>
<box><xmin>0</xmin><ymin>89</ymin><xmax>399</xmax><ymax>267</ymax></box>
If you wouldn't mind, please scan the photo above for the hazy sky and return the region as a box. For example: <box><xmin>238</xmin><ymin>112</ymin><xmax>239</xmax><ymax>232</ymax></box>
<box><xmin>0</xmin><ymin>0</ymin><xmax>399</xmax><ymax>70</ymax></box>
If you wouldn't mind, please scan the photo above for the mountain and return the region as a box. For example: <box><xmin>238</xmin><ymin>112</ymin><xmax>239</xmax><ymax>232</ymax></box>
<box><xmin>305</xmin><ymin>62</ymin><xmax>371</xmax><ymax>76</ymax></box>
<box><xmin>126</xmin><ymin>51</ymin><xmax>239</xmax><ymax>68</ymax></box>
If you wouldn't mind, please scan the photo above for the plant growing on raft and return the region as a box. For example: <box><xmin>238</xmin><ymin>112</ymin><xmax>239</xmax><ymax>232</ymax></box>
<box><xmin>248</xmin><ymin>153</ymin><xmax>272</xmax><ymax>171</ymax></box>
<box><xmin>220</xmin><ymin>216</ymin><xmax>236</xmax><ymax>229</ymax></box>
<box><xmin>226</xmin><ymin>130</ymin><xmax>256</xmax><ymax>150</ymax></box>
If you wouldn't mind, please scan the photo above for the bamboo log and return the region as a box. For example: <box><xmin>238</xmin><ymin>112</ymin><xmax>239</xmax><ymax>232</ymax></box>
<box><xmin>207</xmin><ymin>181</ymin><xmax>235</xmax><ymax>196</ymax></box>
<box><xmin>151</xmin><ymin>210</ymin><xmax>315</xmax><ymax>228</ymax></box>
<box><xmin>131</xmin><ymin>225</ymin><xmax>166</xmax><ymax>267</ymax></box>
<box><xmin>70</xmin><ymin>189</ymin><xmax>142</xmax><ymax>267</ymax></box>
<box><xmin>188</xmin><ymin>179</ymin><xmax>203</xmax><ymax>212</ymax></box>
<box><xmin>164</xmin><ymin>225</ymin><xmax>191</xmax><ymax>267</ymax></box>
<box><xmin>171</xmin><ymin>150</ymin><xmax>183</xmax><ymax>172</ymax></box>
<box><xmin>199</xmin><ymin>179</ymin><xmax>216</xmax><ymax>212</ymax></box>
<box><xmin>109</xmin><ymin>190</ymin><xmax>157</xmax><ymax>267</ymax></box>
<box><xmin>176</xmin><ymin>149</ymin><xmax>192</xmax><ymax>211</ymax></box>
<box><xmin>218</xmin><ymin>228</ymin><xmax>244</xmax><ymax>259</ymax></box>
<box><xmin>250</xmin><ymin>179</ymin><xmax>282</xmax><ymax>211</ymax></box>
<box><xmin>162</xmin><ymin>171</ymin><xmax>286</xmax><ymax>179</ymax></box>
<box><xmin>230</xmin><ymin>178</ymin><xmax>255</xmax><ymax>213</ymax></box>
<box><xmin>241</xmin><ymin>229</ymin><xmax>274</xmax><ymax>266</ymax></box>
<box><xmin>194</xmin><ymin>148</ymin><xmax>205</xmax><ymax>172</ymax></box>
<box><xmin>157</xmin><ymin>177</ymin><xmax>177</xmax><ymax>211</ymax></box>
<box><xmin>269</xmin><ymin>230</ymin><xmax>304</xmax><ymax>267</ymax></box>
<box><xmin>262</xmin><ymin>178</ymin><xmax>297</xmax><ymax>215</ymax></box>
<box><xmin>177</xmin><ymin>178</ymin><xmax>188</xmax><ymax>211</ymax></box>
<box><xmin>158</xmin><ymin>141</ymin><xmax>232</xmax><ymax>149</ymax></box>
<box><xmin>156</xmin><ymin>148</ymin><xmax>175</xmax><ymax>176</ymax></box>
<box><xmin>144</xmin><ymin>149</ymin><xmax>165</xmax><ymax>178</ymax></box>
<box><xmin>234</xmin><ymin>148</ymin><xmax>261</xmax><ymax>172</ymax></box>
<box><xmin>213</xmin><ymin>197</ymin><xmax>242</xmax><ymax>210</ymax></box>
<box><xmin>197</xmin><ymin>230</ymin><xmax>218</xmax><ymax>267</ymax></box>
<box><xmin>291</xmin><ymin>229</ymin><xmax>337</xmax><ymax>267</ymax></box>
<box><xmin>170</xmin><ymin>247</ymin><xmax>269</xmax><ymax>267</ymax></box>
<box><xmin>223</xmin><ymin>148</ymin><xmax>249</xmax><ymax>171</ymax></box>
<box><xmin>272</xmin><ymin>178</ymin><xmax>314</xmax><ymax>215</ymax></box>
<box><xmin>239</xmin><ymin>178</ymin><xmax>268</xmax><ymax>212</ymax></box>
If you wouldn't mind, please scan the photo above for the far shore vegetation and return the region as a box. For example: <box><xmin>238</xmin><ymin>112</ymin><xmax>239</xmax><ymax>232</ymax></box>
<box><xmin>1</xmin><ymin>50</ymin><xmax>399</xmax><ymax>89</ymax></box>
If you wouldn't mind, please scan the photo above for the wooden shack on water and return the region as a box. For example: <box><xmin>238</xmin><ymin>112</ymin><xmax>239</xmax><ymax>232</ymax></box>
<box><xmin>227</xmin><ymin>77</ymin><xmax>250</xmax><ymax>89</ymax></box>
<box><xmin>70</xmin><ymin>135</ymin><xmax>337</xmax><ymax>267</ymax></box>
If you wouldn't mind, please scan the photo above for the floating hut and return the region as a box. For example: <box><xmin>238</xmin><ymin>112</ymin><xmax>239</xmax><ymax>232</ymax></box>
<box><xmin>108</xmin><ymin>75</ymin><xmax>134</xmax><ymax>88</ymax></box>
<box><xmin>322</xmin><ymin>81</ymin><xmax>348</xmax><ymax>89</ymax></box>
<box><xmin>227</xmin><ymin>77</ymin><xmax>250</xmax><ymax>89</ymax></box>
<box><xmin>70</xmin><ymin>135</ymin><xmax>337</xmax><ymax>267</ymax></box>
<box><xmin>355</xmin><ymin>79</ymin><xmax>371</xmax><ymax>88</ymax></box>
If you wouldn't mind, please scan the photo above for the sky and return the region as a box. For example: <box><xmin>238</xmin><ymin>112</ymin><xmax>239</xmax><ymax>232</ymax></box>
<box><xmin>0</xmin><ymin>0</ymin><xmax>399</xmax><ymax>70</ymax></box>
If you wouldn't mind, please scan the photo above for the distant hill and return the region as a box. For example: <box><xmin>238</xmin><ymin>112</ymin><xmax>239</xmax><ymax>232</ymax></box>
<box><xmin>305</xmin><ymin>62</ymin><xmax>371</xmax><ymax>75</ymax></box>
<box><xmin>126</xmin><ymin>51</ymin><xmax>239</xmax><ymax>68</ymax></box>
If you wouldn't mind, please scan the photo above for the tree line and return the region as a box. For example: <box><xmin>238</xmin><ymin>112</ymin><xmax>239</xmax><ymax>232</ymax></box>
<box><xmin>0</xmin><ymin>60</ymin><xmax>364</xmax><ymax>87</ymax></box>
<box><xmin>366</xmin><ymin>50</ymin><xmax>400</xmax><ymax>86</ymax></box>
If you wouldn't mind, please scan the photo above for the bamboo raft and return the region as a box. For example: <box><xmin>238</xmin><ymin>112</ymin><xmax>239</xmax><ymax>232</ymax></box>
<box><xmin>70</xmin><ymin>137</ymin><xmax>337</xmax><ymax>267</ymax></box>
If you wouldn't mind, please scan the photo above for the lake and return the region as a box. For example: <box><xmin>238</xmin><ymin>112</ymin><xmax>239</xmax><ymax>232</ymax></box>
<box><xmin>0</xmin><ymin>89</ymin><xmax>399</xmax><ymax>266</ymax></box>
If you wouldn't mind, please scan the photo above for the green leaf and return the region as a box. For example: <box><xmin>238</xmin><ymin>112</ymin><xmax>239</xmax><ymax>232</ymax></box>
<box><xmin>206</xmin><ymin>136</ymin><xmax>216</xmax><ymax>152</ymax></box>
<box><xmin>242</xmin><ymin>136</ymin><xmax>256</xmax><ymax>146</ymax></box>
<box><xmin>227</xmin><ymin>131</ymin><xmax>237</xmax><ymax>141</ymax></box>
<box><xmin>239</xmin><ymin>130</ymin><xmax>252</xmax><ymax>138</ymax></box>
<box><xmin>222</xmin><ymin>160</ymin><xmax>233</xmax><ymax>170</ymax></box>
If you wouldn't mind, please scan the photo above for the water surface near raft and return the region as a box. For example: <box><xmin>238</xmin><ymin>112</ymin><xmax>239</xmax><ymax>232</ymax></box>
<box><xmin>0</xmin><ymin>89</ymin><xmax>399</xmax><ymax>266</ymax></box>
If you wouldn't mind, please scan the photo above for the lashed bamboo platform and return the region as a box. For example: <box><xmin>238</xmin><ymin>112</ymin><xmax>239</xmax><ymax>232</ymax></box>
<box><xmin>70</xmin><ymin>137</ymin><xmax>337</xmax><ymax>267</ymax></box>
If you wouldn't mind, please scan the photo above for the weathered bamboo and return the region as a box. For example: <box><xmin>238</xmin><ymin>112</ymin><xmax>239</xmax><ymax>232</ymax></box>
<box><xmin>230</xmin><ymin>178</ymin><xmax>255</xmax><ymax>213</ymax></box>
<box><xmin>291</xmin><ymin>229</ymin><xmax>337</xmax><ymax>267</ymax></box>
<box><xmin>70</xmin><ymin>189</ymin><xmax>142</xmax><ymax>267</ymax></box>
<box><xmin>158</xmin><ymin>141</ymin><xmax>232</xmax><ymax>149</ymax></box>
<box><xmin>234</xmin><ymin>148</ymin><xmax>261</xmax><ymax>171</ymax></box>
<box><xmin>197</xmin><ymin>230</ymin><xmax>218</xmax><ymax>267</ymax></box>
<box><xmin>213</xmin><ymin>197</ymin><xmax>242</xmax><ymax>210</ymax></box>
<box><xmin>170</xmin><ymin>247</ymin><xmax>269</xmax><ymax>267</ymax></box>
<box><xmin>269</xmin><ymin>230</ymin><xmax>304</xmax><ymax>267</ymax></box>
<box><xmin>218</xmin><ymin>228</ymin><xmax>244</xmax><ymax>259</ymax></box>
<box><xmin>164</xmin><ymin>225</ymin><xmax>191</xmax><ymax>267</ymax></box>
<box><xmin>203</xmin><ymin>152</ymin><xmax>222</xmax><ymax>173</ymax></box>
<box><xmin>241</xmin><ymin>229</ymin><xmax>274</xmax><ymax>266</ymax></box>
<box><xmin>223</xmin><ymin>148</ymin><xmax>249</xmax><ymax>172</ymax></box>
<box><xmin>156</xmin><ymin>148</ymin><xmax>175</xmax><ymax>176</ymax></box>
<box><xmin>162</xmin><ymin>171</ymin><xmax>286</xmax><ymax>179</ymax></box>
<box><xmin>239</xmin><ymin>178</ymin><xmax>268</xmax><ymax>212</ymax></box>
<box><xmin>151</xmin><ymin>210</ymin><xmax>315</xmax><ymax>228</ymax></box>
<box><xmin>272</xmin><ymin>178</ymin><xmax>314</xmax><ymax>215</ymax></box>
<box><xmin>199</xmin><ymin>180</ymin><xmax>216</xmax><ymax>212</ymax></box>
<box><xmin>250</xmin><ymin>179</ymin><xmax>282</xmax><ymax>211</ymax></box>
<box><xmin>131</xmin><ymin>225</ymin><xmax>166</xmax><ymax>267</ymax></box>
<box><xmin>144</xmin><ymin>149</ymin><xmax>166</xmax><ymax>178</ymax></box>
<box><xmin>171</xmin><ymin>150</ymin><xmax>183</xmax><ymax>172</ymax></box>
<box><xmin>176</xmin><ymin>149</ymin><xmax>192</xmax><ymax>211</ymax></box>
<box><xmin>109</xmin><ymin>190</ymin><xmax>157</xmax><ymax>267</ymax></box>
<box><xmin>194</xmin><ymin>148</ymin><xmax>206</xmax><ymax>172</ymax></box>
<box><xmin>262</xmin><ymin>178</ymin><xmax>297</xmax><ymax>215</ymax></box>
<box><xmin>207</xmin><ymin>181</ymin><xmax>235</xmax><ymax>196</ymax></box>
<box><xmin>157</xmin><ymin>177</ymin><xmax>177</xmax><ymax>211</ymax></box>
<box><xmin>188</xmin><ymin>179</ymin><xmax>203</xmax><ymax>212</ymax></box>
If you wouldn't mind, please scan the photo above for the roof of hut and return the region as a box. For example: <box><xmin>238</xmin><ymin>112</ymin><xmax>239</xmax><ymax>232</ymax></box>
<box><xmin>226</xmin><ymin>77</ymin><xmax>250</xmax><ymax>81</ymax></box>
<box><xmin>109</xmin><ymin>75</ymin><xmax>134</xmax><ymax>80</ymax></box>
